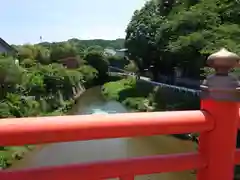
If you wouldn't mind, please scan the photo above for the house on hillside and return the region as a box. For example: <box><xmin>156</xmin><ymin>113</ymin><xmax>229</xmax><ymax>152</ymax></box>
<box><xmin>104</xmin><ymin>48</ymin><xmax>128</xmax><ymax>58</ymax></box>
<box><xmin>0</xmin><ymin>38</ymin><xmax>17</xmax><ymax>56</ymax></box>
<box><xmin>115</xmin><ymin>48</ymin><xmax>128</xmax><ymax>58</ymax></box>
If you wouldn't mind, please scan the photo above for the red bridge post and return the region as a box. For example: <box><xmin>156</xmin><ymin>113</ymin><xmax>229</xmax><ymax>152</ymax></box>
<box><xmin>197</xmin><ymin>48</ymin><xmax>240</xmax><ymax>180</ymax></box>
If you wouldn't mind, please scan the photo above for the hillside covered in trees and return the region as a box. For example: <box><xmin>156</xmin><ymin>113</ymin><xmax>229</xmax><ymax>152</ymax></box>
<box><xmin>0</xmin><ymin>38</ymin><xmax>127</xmax><ymax>168</ymax></box>
<box><xmin>125</xmin><ymin>0</ymin><xmax>240</xmax><ymax>80</ymax></box>
<box><xmin>0</xmin><ymin>38</ymin><xmax>125</xmax><ymax>118</ymax></box>
<box><xmin>12</xmin><ymin>38</ymin><xmax>123</xmax><ymax>63</ymax></box>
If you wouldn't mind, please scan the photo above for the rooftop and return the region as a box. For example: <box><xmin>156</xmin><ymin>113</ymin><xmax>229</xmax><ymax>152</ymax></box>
<box><xmin>0</xmin><ymin>38</ymin><xmax>17</xmax><ymax>54</ymax></box>
<box><xmin>116</xmin><ymin>48</ymin><xmax>128</xmax><ymax>52</ymax></box>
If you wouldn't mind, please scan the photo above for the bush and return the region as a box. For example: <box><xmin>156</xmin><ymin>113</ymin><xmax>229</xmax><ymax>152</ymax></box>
<box><xmin>107</xmin><ymin>56</ymin><xmax>129</xmax><ymax>69</ymax></box>
<box><xmin>102</xmin><ymin>77</ymin><xmax>200</xmax><ymax>112</ymax></box>
<box><xmin>77</xmin><ymin>65</ymin><xmax>98</xmax><ymax>88</ymax></box>
<box><xmin>20</xmin><ymin>58</ymin><xmax>36</xmax><ymax>68</ymax></box>
<box><xmin>84</xmin><ymin>51</ymin><xmax>109</xmax><ymax>79</ymax></box>
<box><xmin>102</xmin><ymin>77</ymin><xmax>136</xmax><ymax>101</ymax></box>
<box><xmin>122</xmin><ymin>97</ymin><xmax>148</xmax><ymax>111</ymax></box>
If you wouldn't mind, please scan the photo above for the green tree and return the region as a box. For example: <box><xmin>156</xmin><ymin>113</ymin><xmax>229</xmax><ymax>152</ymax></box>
<box><xmin>77</xmin><ymin>65</ymin><xmax>98</xmax><ymax>87</ymax></box>
<box><xmin>125</xmin><ymin>0</ymin><xmax>163</xmax><ymax>80</ymax></box>
<box><xmin>0</xmin><ymin>57</ymin><xmax>23</xmax><ymax>99</ymax></box>
<box><xmin>125</xmin><ymin>0</ymin><xmax>240</xmax><ymax>80</ymax></box>
<box><xmin>107</xmin><ymin>56</ymin><xmax>129</xmax><ymax>69</ymax></box>
<box><xmin>17</xmin><ymin>45</ymin><xmax>36</xmax><ymax>60</ymax></box>
<box><xmin>85</xmin><ymin>45</ymin><xmax>104</xmax><ymax>54</ymax></box>
<box><xmin>20</xmin><ymin>58</ymin><xmax>36</xmax><ymax>68</ymax></box>
<box><xmin>35</xmin><ymin>46</ymin><xmax>51</xmax><ymax>64</ymax></box>
<box><xmin>84</xmin><ymin>51</ymin><xmax>109</xmax><ymax>82</ymax></box>
<box><xmin>22</xmin><ymin>70</ymin><xmax>46</xmax><ymax>100</ymax></box>
<box><xmin>50</xmin><ymin>42</ymin><xmax>78</xmax><ymax>61</ymax></box>
<box><xmin>5</xmin><ymin>93</ymin><xmax>41</xmax><ymax>117</ymax></box>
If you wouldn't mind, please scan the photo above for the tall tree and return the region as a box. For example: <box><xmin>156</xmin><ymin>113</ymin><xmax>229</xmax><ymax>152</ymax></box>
<box><xmin>125</xmin><ymin>0</ymin><xmax>240</xmax><ymax>80</ymax></box>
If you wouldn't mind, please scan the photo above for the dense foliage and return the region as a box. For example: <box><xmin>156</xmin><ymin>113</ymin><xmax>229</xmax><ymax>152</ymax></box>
<box><xmin>107</xmin><ymin>56</ymin><xmax>129</xmax><ymax>69</ymax></box>
<box><xmin>102</xmin><ymin>77</ymin><xmax>199</xmax><ymax>112</ymax></box>
<box><xmin>124</xmin><ymin>2</ymin><xmax>240</xmax><ymax>177</ymax></box>
<box><xmin>0</xmin><ymin>38</ymin><xmax>124</xmax><ymax>169</ymax></box>
<box><xmin>125</xmin><ymin>0</ymin><xmax>240</xmax><ymax>80</ymax></box>
<box><xmin>0</xmin><ymin>58</ymin><xmax>96</xmax><ymax>119</ymax></box>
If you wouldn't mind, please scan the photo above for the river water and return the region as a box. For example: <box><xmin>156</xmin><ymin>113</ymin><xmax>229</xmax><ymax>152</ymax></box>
<box><xmin>10</xmin><ymin>87</ymin><xmax>197</xmax><ymax>180</ymax></box>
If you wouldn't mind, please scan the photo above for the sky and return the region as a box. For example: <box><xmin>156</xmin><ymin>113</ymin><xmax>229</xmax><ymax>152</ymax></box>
<box><xmin>0</xmin><ymin>0</ymin><xmax>148</xmax><ymax>45</ymax></box>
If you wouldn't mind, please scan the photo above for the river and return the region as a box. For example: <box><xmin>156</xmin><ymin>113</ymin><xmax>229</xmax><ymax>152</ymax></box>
<box><xmin>9</xmin><ymin>87</ymin><xmax>197</xmax><ymax>180</ymax></box>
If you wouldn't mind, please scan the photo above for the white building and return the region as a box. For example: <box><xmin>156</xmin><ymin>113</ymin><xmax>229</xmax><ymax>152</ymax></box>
<box><xmin>104</xmin><ymin>48</ymin><xmax>128</xmax><ymax>58</ymax></box>
<box><xmin>115</xmin><ymin>48</ymin><xmax>128</xmax><ymax>58</ymax></box>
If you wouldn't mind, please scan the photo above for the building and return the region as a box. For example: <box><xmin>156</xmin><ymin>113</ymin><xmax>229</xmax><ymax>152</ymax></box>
<box><xmin>104</xmin><ymin>48</ymin><xmax>116</xmax><ymax>56</ymax></box>
<box><xmin>104</xmin><ymin>48</ymin><xmax>128</xmax><ymax>58</ymax></box>
<box><xmin>0</xmin><ymin>38</ymin><xmax>17</xmax><ymax>55</ymax></box>
<box><xmin>115</xmin><ymin>48</ymin><xmax>128</xmax><ymax>58</ymax></box>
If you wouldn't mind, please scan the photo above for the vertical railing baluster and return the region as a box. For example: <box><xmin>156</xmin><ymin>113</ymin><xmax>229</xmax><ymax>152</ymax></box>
<box><xmin>197</xmin><ymin>48</ymin><xmax>240</xmax><ymax>180</ymax></box>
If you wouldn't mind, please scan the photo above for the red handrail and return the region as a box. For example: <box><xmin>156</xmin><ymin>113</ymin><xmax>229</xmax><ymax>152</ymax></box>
<box><xmin>0</xmin><ymin>100</ymin><xmax>239</xmax><ymax>180</ymax></box>
<box><xmin>2</xmin><ymin>153</ymin><xmax>205</xmax><ymax>180</ymax></box>
<box><xmin>0</xmin><ymin>110</ymin><xmax>212</xmax><ymax>146</ymax></box>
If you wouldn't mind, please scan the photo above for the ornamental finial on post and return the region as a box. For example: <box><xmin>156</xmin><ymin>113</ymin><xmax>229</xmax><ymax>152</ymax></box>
<box><xmin>201</xmin><ymin>48</ymin><xmax>240</xmax><ymax>101</ymax></box>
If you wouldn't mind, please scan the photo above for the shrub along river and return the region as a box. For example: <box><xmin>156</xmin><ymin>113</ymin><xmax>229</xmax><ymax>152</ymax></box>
<box><xmin>9</xmin><ymin>87</ymin><xmax>197</xmax><ymax>180</ymax></box>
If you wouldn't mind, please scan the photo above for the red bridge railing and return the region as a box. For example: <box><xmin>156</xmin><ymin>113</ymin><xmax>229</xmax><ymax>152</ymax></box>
<box><xmin>0</xmin><ymin>48</ymin><xmax>240</xmax><ymax>180</ymax></box>
<box><xmin>0</xmin><ymin>100</ymin><xmax>239</xmax><ymax>180</ymax></box>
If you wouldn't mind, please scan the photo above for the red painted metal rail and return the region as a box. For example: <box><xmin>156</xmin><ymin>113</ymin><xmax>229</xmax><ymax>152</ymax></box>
<box><xmin>0</xmin><ymin>110</ymin><xmax>212</xmax><ymax>146</ymax></box>
<box><xmin>0</xmin><ymin>99</ymin><xmax>239</xmax><ymax>180</ymax></box>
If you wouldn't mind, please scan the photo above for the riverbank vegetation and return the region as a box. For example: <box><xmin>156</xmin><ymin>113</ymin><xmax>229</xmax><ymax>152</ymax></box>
<box><xmin>101</xmin><ymin>0</ymin><xmax>239</xmax><ymax>114</ymax></box>
<box><xmin>102</xmin><ymin>77</ymin><xmax>199</xmax><ymax>112</ymax></box>
<box><xmin>0</xmin><ymin>39</ymin><xmax>126</xmax><ymax>169</ymax></box>
<box><xmin>102</xmin><ymin>77</ymin><xmax>152</xmax><ymax>111</ymax></box>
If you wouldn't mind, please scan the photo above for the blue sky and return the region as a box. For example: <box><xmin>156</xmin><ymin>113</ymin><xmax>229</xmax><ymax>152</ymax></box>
<box><xmin>0</xmin><ymin>0</ymin><xmax>148</xmax><ymax>45</ymax></box>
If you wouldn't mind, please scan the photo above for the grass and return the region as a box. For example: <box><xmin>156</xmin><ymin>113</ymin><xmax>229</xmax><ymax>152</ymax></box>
<box><xmin>0</xmin><ymin>146</ymin><xmax>34</xmax><ymax>169</ymax></box>
<box><xmin>102</xmin><ymin>77</ymin><xmax>136</xmax><ymax>100</ymax></box>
